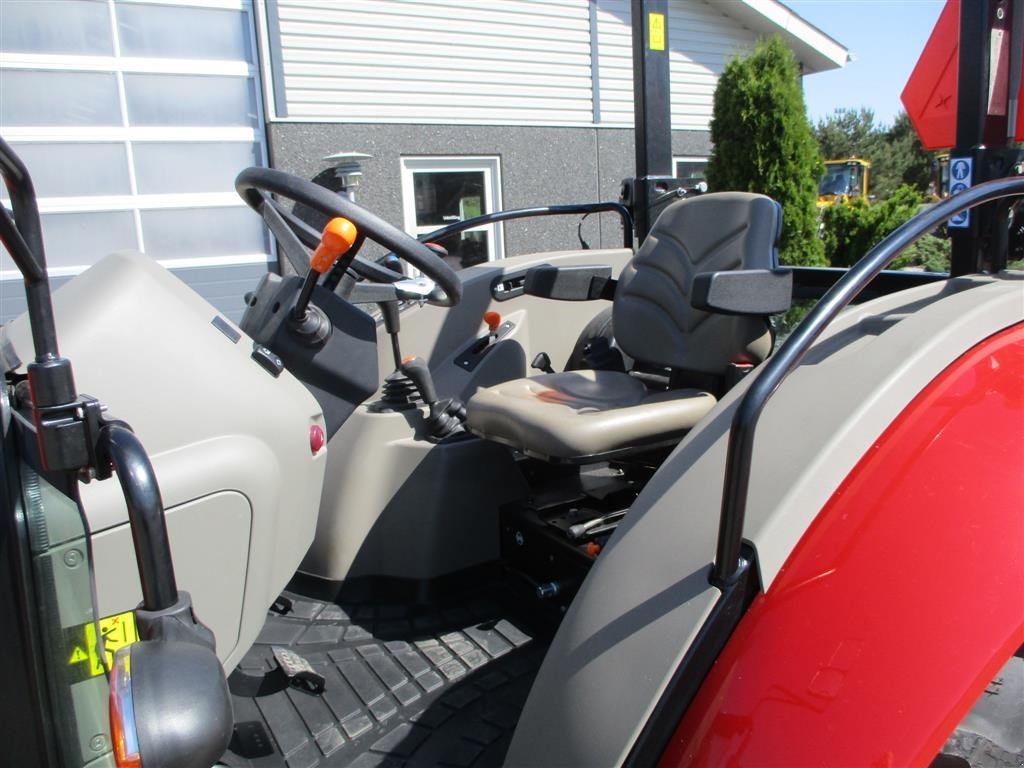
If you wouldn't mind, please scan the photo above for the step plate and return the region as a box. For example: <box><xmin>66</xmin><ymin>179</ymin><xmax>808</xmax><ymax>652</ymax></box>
<box><xmin>223</xmin><ymin>588</ymin><xmax>550</xmax><ymax>768</ymax></box>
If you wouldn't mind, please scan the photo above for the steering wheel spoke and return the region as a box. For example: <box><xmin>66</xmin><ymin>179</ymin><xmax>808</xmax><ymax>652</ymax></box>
<box><xmin>257</xmin><ymin>193</ymin><xmax>317</xmax><ymax>275</ymax></box>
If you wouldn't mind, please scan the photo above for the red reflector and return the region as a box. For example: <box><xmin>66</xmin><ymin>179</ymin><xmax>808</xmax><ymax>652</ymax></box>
<box><xmin>309</xmin><ymin>425</ymin><xmax>325</xmax><ymax>454</ymax></box>
<box><xmin>109</xmin><ymin>647</ymin><xmax>142</xmax><ymax>768</ymax></box>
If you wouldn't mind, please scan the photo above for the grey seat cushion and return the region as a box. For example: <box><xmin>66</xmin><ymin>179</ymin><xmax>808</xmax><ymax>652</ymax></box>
<box><xmin>466</xmin><ymin>369</ymin><xmax>715</xmax><ymax>460</ymax></box>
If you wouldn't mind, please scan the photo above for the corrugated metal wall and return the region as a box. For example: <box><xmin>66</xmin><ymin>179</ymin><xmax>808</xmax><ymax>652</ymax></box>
<box><xmin>274</xmin><ymin>0</ymin><xmax>594</xmax><ymax>124</ymax></box>
<box><xmin>595</xmin><ymin>0</ymin><xmax>757</xmax><ymax>129</ymax></box>
<box><xmin>272</xmin><ymin>0</ymin><xmax>758</xmax><ymax>130</ymax></box>
<box><xmin>0</xmin><ymin>0</ymin><xmax>272</xmax><ymax>324</ymax></box>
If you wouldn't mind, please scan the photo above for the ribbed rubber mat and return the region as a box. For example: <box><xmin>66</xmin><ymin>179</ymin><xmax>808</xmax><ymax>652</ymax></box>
<box><xmin>222</xmin><ymin>590</ymin><xmax>550</xmax><ymax>767</ymax></box>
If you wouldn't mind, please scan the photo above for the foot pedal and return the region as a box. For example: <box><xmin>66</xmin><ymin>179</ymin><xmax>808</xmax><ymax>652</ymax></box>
<box><xmin>272</xmin><ymin>647</ymin><xmax>325</xmax><ymax>695</ymax></box>
<box><xmin>270</xmin><ymin>596</ymin><xmax>293</xmax><ymax>616</ymax></box>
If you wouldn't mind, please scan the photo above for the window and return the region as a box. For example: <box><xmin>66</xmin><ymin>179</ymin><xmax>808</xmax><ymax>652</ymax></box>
<box><xmin>674</xmin><ymin>156</ymin><xmax>709</xmax><ymax>189</ymax></box>
<box><xmin>400</xmin><ymin>157</ymin><xmax>503</xmax><ymax>271</ymax></box>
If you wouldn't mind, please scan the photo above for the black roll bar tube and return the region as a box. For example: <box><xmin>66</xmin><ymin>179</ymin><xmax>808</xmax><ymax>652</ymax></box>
<box><xmin>417</xmin><ymin>202</ymin><xmax>636</xmax><ymax>251</ymax></box>
<box><xmin>97</xmin><ymin>425</ymin><xmax>178</xmax><ymax>612</ymax></box>
<box><xmin>0</xmin><ymin>137</ymin><xmax>60</xmax><ymax>364</ymax></box>
<box><xmin>711</xmin><ymin>175</ymin><xmax>1024</xmax><ymax>587</ymax></box>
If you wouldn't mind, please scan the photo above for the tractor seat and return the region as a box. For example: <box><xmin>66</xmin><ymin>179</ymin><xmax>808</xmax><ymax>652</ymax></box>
<box><xmin>466</xmin><ymin>192</ymin><xmax>784</xmax><ymax>462</ymax></box>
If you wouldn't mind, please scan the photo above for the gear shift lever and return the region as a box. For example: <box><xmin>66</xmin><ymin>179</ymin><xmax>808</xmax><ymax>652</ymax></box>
<box><xmin>400</xmin><ymin>356</ymin><xmax>464</xmax><ymax>439</ymax></box>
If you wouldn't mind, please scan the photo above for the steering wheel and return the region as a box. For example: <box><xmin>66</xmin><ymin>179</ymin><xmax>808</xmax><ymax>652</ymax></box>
<box><xmin>235</xmin><ymin>166</ymin><xmax>462</xmax><ymax>306</ymax></box>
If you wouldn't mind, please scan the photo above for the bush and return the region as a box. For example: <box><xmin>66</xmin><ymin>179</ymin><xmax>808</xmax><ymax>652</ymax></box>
<box><xmin>822</xmin><ymin>185</ymin><xmax>925</xmax><ymax>267</ymax></box>
<box><xmin>891</xmin><ymin>234</ymin><xmax>951</xmax><ymax>272</ymax></box>
<box><xmin>707</xmin><ymin>38</ymin><xmax>825</xmax><ymax>266</ymax></box>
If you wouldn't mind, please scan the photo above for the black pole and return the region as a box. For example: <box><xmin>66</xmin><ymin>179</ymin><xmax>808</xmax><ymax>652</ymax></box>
<box><xmin>949</xmin><ymin>0</ymin><xmax>988</xmax><ymax>277</ymax></box>
<box><xmin>98</xmin><ymin>425</ymin><xmax>178</xmax><ymax>611</ymax></box>
<box><xmin>947</xmin><ymin>1</ymin><xmax>1021</xmax><ymax>276</ymax></box>
<box><xmin>0</xmin><ymin>138</ymin><xmax>61</xmax><ymax>364</ymax></box>
<box><xmin>419</xmin><ymin>202</ymin><xmax>634</xmax><ymax>250</ymax></box>
<box><xmin>631</xmin><ymin>0</ymin><xmax>673</xmax><ymax>243</ymax></box>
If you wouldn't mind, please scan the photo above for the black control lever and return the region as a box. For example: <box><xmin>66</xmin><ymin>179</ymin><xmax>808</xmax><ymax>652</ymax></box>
<box><xmin>291</xmin><ymin>217</ymin><xmax>357</xmax><ymax>326</ymax></box>
<box><xmin>532</xmin><ymin>352</ymin><xmax>555</xmax><ymax>374</ymax></box>
<box><xmin>399</xmin><ymin>356</ymin><xmax>439</xmax><ymax>405</ymax></box>
<box><xmin>400</xmin><ymin>356</ymin><xmax>464</xmax><ymax>439</ymax></box>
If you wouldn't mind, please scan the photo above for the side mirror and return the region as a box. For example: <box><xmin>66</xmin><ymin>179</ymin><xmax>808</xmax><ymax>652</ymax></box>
<box><xmin>109</xmin><ymin>640</ymin><xmax>232</xmax><ymax>768</ymax></box>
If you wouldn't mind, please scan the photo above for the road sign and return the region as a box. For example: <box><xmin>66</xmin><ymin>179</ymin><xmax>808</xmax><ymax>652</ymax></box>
<box><xmin>901</xmin><ymin>0</ymin><xmax>959</xmax><ymax>150</ymax></box>
<box><xmin>948</xmin><ymin>157</ymin><xmax>973</xmax><ymax>228</ymax></box>
<box><xmin>904</xmin><ymin>1</ymin><xmax>1024</xmax><ymax>148</ymax></box>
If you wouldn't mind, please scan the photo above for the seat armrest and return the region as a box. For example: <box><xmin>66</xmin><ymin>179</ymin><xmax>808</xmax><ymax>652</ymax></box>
<box><xmin>523</xmin><ymin>265</ymin><xmax>615</xmax><ymax>301</ymax></box>
<box><xmin>691</xmin><ymin>268</ymin><xmax>793</xmax><ymax>315</ymax></box>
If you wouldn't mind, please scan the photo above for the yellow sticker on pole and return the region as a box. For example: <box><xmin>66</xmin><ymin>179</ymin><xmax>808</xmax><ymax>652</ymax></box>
<box><xmin>649</xmin><ymin>12</ymin><xmax>666</xmax><ymax>51</ymax></box>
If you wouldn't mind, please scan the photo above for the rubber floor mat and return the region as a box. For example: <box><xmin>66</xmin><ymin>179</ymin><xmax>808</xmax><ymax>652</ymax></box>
<box><xmin>221</xmin><ymin>587</ymin><xmax>552</xmax><ymax>768</ymax></box>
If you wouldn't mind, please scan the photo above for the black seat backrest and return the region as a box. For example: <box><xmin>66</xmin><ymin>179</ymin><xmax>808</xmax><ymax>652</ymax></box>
<box><xmin>611</xmin><ymin>192</ymin><xmax>782</xmax><ymax>375</ymax></box>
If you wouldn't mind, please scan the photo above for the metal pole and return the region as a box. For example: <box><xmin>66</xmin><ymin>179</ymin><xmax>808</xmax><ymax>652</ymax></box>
<box><xmin>631</xmin><ymin>0</ymin><xmax>673</xmax><ymax>243</ymax></box>
<box><xmin>99</xmin><ymin>425</ymin><xmax>178</xmax><ymax>611</ymax></box>
<box><xmin>949</xmin><ymin>0</ymin><xmax>989</xmax><ymax>276</ymax></box>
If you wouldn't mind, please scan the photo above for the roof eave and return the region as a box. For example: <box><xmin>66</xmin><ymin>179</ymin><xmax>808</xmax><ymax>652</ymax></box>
<box><xmin>709</xmin><ymin>0</ymin><xmax>850</xmax><ymax>74</ymax></box>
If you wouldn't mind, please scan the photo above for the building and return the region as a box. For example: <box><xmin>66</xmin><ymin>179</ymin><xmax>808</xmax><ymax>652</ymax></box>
<box><xmin>0</xmin><ymin>0</ymin><xmax>846</xmax><ymax>322</ymax></box>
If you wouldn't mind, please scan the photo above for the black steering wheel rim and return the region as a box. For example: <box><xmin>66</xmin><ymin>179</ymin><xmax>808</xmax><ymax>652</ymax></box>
<box><xmin>236</xmin><ymin>166</ymin><xmax>462</xmax><ymax>306</ymax></box>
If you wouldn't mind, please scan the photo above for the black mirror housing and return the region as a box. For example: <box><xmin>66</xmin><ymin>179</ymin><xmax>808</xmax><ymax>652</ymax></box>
<box><xmin>112</xmin><ymin>640</ymin><xmax>232</xmax><ymax>768</ymax></box>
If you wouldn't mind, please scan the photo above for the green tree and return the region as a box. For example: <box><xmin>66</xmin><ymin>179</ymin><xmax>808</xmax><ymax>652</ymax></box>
<box><xmin>706</xmin><ymin>37</ymin><xmax>825</xmax><ymax>266</ymax></box>
<box><xmin>814</xmin><ymin>107</ymin><xmax>879</xmax><ymax>160</ymax></box>
<box><xmin>872</xmin><ymin>112</ymin><xmax>932</xmax><ymax>198</ymax></box>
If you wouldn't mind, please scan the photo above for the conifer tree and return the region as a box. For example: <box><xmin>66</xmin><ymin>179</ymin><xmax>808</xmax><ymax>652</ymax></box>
<box><xmin>706</xmin><ymin>38</ymin><xmax>825</xmax><ymax>266</ymax></box>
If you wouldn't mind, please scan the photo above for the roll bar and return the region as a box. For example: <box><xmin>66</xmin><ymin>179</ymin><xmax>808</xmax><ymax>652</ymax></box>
<box><xmin>418</xmin><ymin>202</ymin><xmax>636</xmax><ymax>251</ymax></box>
<box><xmin>711</xmin><ymin>175</ymin><xmax>1024</xmax><ymax>587</ymax></box>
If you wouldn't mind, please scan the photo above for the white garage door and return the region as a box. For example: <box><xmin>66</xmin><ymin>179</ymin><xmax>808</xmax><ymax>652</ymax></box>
<box><xmin>0</xmin><ymin>0</ymin><xmax>271</xmax><ymax>323</ymax></box>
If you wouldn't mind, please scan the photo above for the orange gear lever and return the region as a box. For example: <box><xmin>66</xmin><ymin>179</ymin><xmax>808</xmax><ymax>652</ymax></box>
<box><xmin>310</xmin><ymin>217</ymin><xmax>358</xmax><ymax>273</ymax></box>
<box><xmin>484</xmin><ymin>311</ymin><xmax>502</xmax><ymax>333</ymax></box>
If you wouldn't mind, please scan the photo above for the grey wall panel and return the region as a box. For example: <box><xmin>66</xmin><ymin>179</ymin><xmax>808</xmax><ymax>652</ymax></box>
<box><xmin>673</xmin><ymin>129</ymin><xmax>712</xmax><ymax>157</ymax></box>
<box><xmin>267</xmin><ymin>122</ymin><xmax>710</xmax><ymax>257</ymax></box>
<box><xmin>0</xmin><ymin>263</ymin><xmax>269</xmax><ymax>326</ymax></box>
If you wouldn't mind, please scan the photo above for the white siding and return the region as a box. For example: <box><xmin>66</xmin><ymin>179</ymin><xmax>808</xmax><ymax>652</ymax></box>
<box><xmin>596</xmin><ymin>0</ymin><xmax>757</xmax><ymax>129</ymax></box>
<box><xmin>275</xmin><ymin>0</ymin><xmax>594</xmax><ymax>124</ymax></box>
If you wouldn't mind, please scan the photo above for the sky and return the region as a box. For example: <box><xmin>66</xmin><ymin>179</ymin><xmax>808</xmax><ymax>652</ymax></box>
<box><xmin>785</xmin><ymin>0</ymin><xmax>946</xmax><ymax>128</ymax></box>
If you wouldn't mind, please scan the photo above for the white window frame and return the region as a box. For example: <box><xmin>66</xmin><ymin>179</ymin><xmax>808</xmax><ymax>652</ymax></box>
<box><xmin>673</xmin><ymin>155</ymin><xmax>708</xmax><ymax>181</ymax></box>
<box><xmin>0</xmin><ymin>0</ymin><xmax>269</xmax><ymax>278</ymax></box>
<box><xmin>399</xmin><ymin>156</ymin><xmax>504</xmax><ymax>264</ymax></box>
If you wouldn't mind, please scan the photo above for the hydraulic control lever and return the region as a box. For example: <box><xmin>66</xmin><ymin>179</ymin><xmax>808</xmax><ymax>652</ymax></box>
<box><xmin>400</xmin><ymin>356</ymin><xmax>465</xmax><ymax>439</ymax></box>
<box><xmin>291</xmin><ymin>217</ymin><xmax>358</xmax><ymax>338</ymax></box>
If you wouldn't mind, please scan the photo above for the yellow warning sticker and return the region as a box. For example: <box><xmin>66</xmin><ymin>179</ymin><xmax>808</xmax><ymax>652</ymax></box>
<box><xmin>648</xmin><ymin>12</ymin><xmax>666</xmax><ymax>51</ymax></box>
<box><xmin>67</xmin><ymin>610</ymin><xmax>139</xmax><ymax>678</ymax></box>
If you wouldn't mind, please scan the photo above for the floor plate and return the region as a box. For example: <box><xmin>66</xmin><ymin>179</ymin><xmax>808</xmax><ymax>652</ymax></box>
<box><xmin>222</xmin><ymin>586</ymin><xmax>552</xmax><ymax>768</ymax></box>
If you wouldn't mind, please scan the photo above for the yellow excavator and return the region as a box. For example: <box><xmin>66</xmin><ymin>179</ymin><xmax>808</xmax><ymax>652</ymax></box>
<box><xmin>817</xmin><ymin>158</ymin><xmax>871</xmax><ymax>207</ymax></box>
<box><xmin>930</xmin><ymin>153</ymin><xmax>951</xmax><ymax>200</ymax></box>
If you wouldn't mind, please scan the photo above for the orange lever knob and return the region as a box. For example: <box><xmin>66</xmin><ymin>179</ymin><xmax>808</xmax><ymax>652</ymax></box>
<box><xmin>484</xmin><ymin>311</ymin><xmax>502</xmax><ymax>332</ymax></box>
<box><xmin>310</xmin><ymin>217</ymin><xmax>358</xmax><ymax>273</ymax></box>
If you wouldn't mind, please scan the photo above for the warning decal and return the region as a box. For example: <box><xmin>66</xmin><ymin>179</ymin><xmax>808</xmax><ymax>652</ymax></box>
<box><xmin>65</xmin><ymin>610</ymin><xmax>139</xmax><ymax>681</ymax></box>
<box><xmin>649</xmin><ymin>12</ymin><xmax>666</xmax><ymax>51</ymax></box>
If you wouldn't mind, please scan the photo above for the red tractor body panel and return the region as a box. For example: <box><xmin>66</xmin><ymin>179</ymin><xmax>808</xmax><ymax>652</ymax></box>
<box><xmin>662</xmin><ymin>323</ymin><xmax>1024</xmax><ymax>767</ymax></box>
